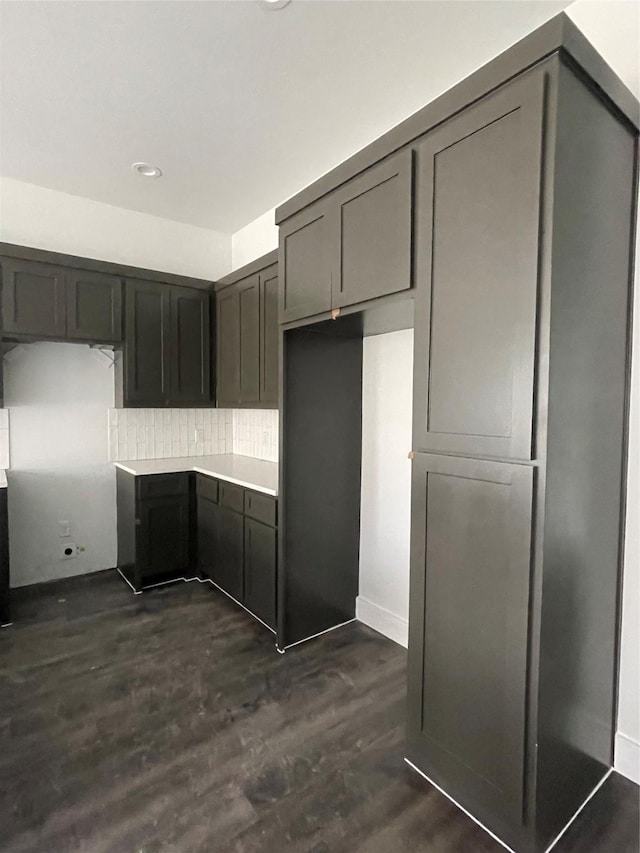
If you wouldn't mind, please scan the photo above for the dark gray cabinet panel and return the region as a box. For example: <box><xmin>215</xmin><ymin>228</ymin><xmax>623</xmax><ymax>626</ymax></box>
<box><xmin>170</xmin><ymin>287</ymin><xmax>210</xmax><ymax>405</ymax></box>
<box><xmin>138</xmin><ymin>494</ymin><xmax>190</xmax><ymax>584</ymax></box>
<box><xmin>260</xmin><ymin>265</ymin><xmax>279</xmax><ymax>405</ymax></box>
<box><xmin>124</xmin><ymin>279</ymin><xmax>172</xmax><ymax>406</ymax></box>
<box><xmin>66</xmin><ymin>270</ymin><xmax>122</xmax><ymax>342</ymax></box>
<box><xmin>238</xmin><ymin>276</ymin><xmax>260</xmax><ymax>403</ymax></box>
<box><xmin>211</xmin><ymin>505</ymin><xmax>244</xmax><ymax>602</ymax></box>
<box><xmin>407</xmin><ymin>452</ymin><xmax>533</xmax><ymax>824</ymax></box>
<box><xmin>413</xmin><ymin>72</ymin><xmax>545</xmax><ymax>460</ymax></box>
<box><xmin>216</xmin><ymin>285</ymin><xmax>241</xmax><ymax>406</ymax></box>
<box><xmin>1</xmin><ymin>258</ymin><xmax>66</xmax><ymax>338</ymax></box>
<box><xmin>0</xmin><ymin>489</ymin><xmax>9</xmax><ymax>625</ymax></box>
<box><xmin>333</xmin><ymin>149</ymin><xmax>412</xmax><ymax>308</ymax></box>
<box><xmin>244</xmin><ymin>518</ymin><xmax>277</xmax><ymax>629</ymax></box>
<box><xmin>197</xmin><ymin>494</ymin><xmax>218</xmax><ymax>578</ymax></box>
<box><xmin>280</xmin><ymin>203</ymin><xmax>334</xmax><ymax>324</ymax></box>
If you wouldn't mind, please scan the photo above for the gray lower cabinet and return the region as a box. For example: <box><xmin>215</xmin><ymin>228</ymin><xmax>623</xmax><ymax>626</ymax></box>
<box><xmin>123</xmin><ymin>279</ymin><xmax>211</xmax><ymax>407</ymax></box>
<box><xmin>215</xmin><ymin>254</ymin><xmax>279</xmax><ymax>408</ymax></box>
<box><xmin>0</xmin><ymin>488</ymin><xmax>9</xmax><ymax>625</ymax></box>
<box><xmin>1</xmin><ymin>257</ymin><xmax>123</xmax><ymax>342</ymax></box>
<box><xmin>196</xmin><ymin>474</ymin><xmax>277</xmax><ymax>630</ymax></box>
<box><xmin>116</xmin><ymin>470</ymin><xmax>192</xmax><ymax>591</ymax></box>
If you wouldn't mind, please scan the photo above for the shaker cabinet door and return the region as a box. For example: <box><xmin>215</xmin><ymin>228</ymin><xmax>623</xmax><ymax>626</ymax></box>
<box><xmin>211</xmin><ymin>505</ymin><xmax>244</xmax><ymax>602</ymax></box>
<box><xmin>333</xmin><ymin>149</ymin><xmax>413</xmax><ymax>308</ymax></box>
<box><xmin>66</xmin><ymin>270</ymin><xmax>123</xmax><ymax>343</ymax></box>
<box><xmin>413</xmin><ymin>72</ymin><xmax>546</xmax><ymax>460</ymax></box>
<box><xmin>124</xmin><ymin>279</ymin><xmax>172</xmax><ymax>406</ymax></box>
<box><xmin>238</xmin><ymin>276</ymin><xmax>260</xmax><ymax>404</ymax></box>
<box><xmin>244</xmin><ymin>517</ymin><xmax>277</xmax><ymax>629</ymax></box>
<box><xmin>137</xmin><ymin>494</ymin><xmax>191</xmax><ymax>584</ymax></box>
<box><xmin>170</xmin><ymin>286</ymin><xmax>211</xmax><ymax>406</ymax></box>
<box><xmin>259</xmin><ymin>265</ymin><xmax>279</xmax><ymax>407</ymax></box>
<box><xmin>216</xmin><ymin>285</ymin><xmax>241</xmax><ymax>406</ymax></box>
<box><xmin>1</xmin><ymin>258</ymin><xmax>67</xmax><ymax>338</ymax></box>
<box><xmin>280</xmin><ymin>202</ymin><xmax>334</xmax><ymax>324</ymax></box>
<box><xmin>407</xmin><ymin>452</ymin><xmax>533</xmax><ymax>825</ymax></box>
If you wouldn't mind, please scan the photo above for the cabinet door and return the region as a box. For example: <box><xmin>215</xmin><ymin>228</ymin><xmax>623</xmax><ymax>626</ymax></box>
<box><xmin>0</xmin><ymin>489</ymin><xmax>9</xmax><ymax>626</ymax></box>
<box><xmin>170</xmin><ymin>286</ymin><xmax>211</xmax><ymax>406</ymax></box>
<box><xmin>407</xmin><ymin>452</ymin><xmax>533</xmax><ymax>825</ymax></box>
<box><xmin>413</xmin><ymin>72</ymin><xmax>545</xmax><ymax>460</ymax></box>
<box><xmin>66</xmin><ymin>270</ymin><xmax>123</xmax><ymax>342</ymax></box>
<box><xmin>280</xmin><ymin>202</ymin><xmax>334</xmax><ymax>324</ymax></box>
<box><xmin>197</xmin><ymin>495</ymin><xmax>218</xmax><ymax>578</ymax></box>
<box><xmin>244</xmin><ymin>518</ymin><xmax>276</xmax><ymax>629</ymax></box>
<box><xmin>211</xmin><ymin>505</ymin><xmax>244</xmax><ymax>602</ymax></box>
<box><xmin>137</xmin><ymin>494</ymin><xmax>190</xmax><ymax>584</ymax></box>
<box><xmin>333</xmin><ymin>149</ymin><xmax>412</xmax><ymax>309</ymax></box>
<box><xmin>124</xmin><ymin>279</ymin><xmax>172</xmax><ymax>406</ymax></box>
<box><xmin>1</xmin><ymin>258</ymin><xmax>66</xmax><ymax>338</ymax></box>
<box><xmin>216</xmin><ymin>285</ymin><xmax>240</xmax><ymax>406</ymax></box>
<box><xmin>260</xmin><ymin>264</ymin><xmax>279</xmax><ymax>407</ymax></box>
<box><xmin>238</xmin><ymin>276</ymin><xmax>260</xmax><ymax>404</ymax></box>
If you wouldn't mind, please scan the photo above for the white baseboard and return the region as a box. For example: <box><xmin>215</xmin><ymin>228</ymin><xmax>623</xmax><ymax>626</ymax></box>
<box><xmin>614</xmin><ymin>731</ymin><xmax>640</xmax><ymax>784</ymax></box>
<box><xmin>356</xmin><ymin>596</ymin><xmax>408</xmax><ymax>648</ymax></box>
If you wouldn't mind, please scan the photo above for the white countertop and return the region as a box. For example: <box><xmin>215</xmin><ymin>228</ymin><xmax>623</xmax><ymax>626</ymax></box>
<box><xmin>0</xmin><ymin>471</ymin><xmax>6</xmax><ymax>489</ymax></box>
<box><xmin>114</xmin><ymin>454</ymin><xmax>278</xmax><ymax>496</ymax></box>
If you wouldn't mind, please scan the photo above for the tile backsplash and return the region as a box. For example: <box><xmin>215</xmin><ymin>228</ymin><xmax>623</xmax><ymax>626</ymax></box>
<box><xmin>0</xmin><ymin>408</ymin><xmax>10</xmax><ymax>469</ymax></box>
<box><xmin>107</xmin><ymin>408</ymin><xmax>279</xmax><ymax>463</ymax></box>
<box><xmin>232</xmin><ymin>409</ymin><xmax>279</xmax><ymax>463</ymax></box>
<box><xmin>108</xmin><ymin>408</ymin><xmax>232</xmax><ymax>461</ymax></box>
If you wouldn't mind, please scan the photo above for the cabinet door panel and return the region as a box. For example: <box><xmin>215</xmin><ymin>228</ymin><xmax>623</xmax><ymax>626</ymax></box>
<box><xmin>407</xmin><ymin>452</ymin><xmax>533</xmax><ymax>823</ymax></box>
<box><xmin>211</xmin><ymin>506</ymin><xmax>243</xmax><ymax>602</ymax></box>
<box><xmin>239</xmin><ymin>276</ymin><xmax>260</xmax><ymax>404</ymax></box>
<box><xmin>260</xmin><ymin>265</ymin><xmax>279</xmax><ymax>406</ymax></box>
<box><xmin>1</xmin><ymin>259</ymin><xmax>66</xmax><ymax>338</ymax></box>
<box><xmin>66</xmin><ymin>271</ymin><xmax>122</xmax><ymax>342</ymax></box>
<box><xmin>124</xmin><ymin>279</ymin><xmax>171</xmax><ymax>406</ymax></box>
<box><xmin>280</xmin><ymin>203</ymin><xmax>333</xmax><ymax>324</ymax></box>
<box><xmin>138</xmin><ymin>494</ymin><xmax>190</xmax><ymax>583</ymax></box>
<box><xmin>244</xmin><ymin>518</ymin><xmax>276</xmax><ymax>629</ymax></box>
<box><xmin>216</xmin><ymin>285</ymin><xmax>240</xmax><ymax>406</ymax></box>
<box><xmin>413</xmin><ymin>72</ymin><xmax>545</xmax><ymax>459</ymax></box>
<box><xmin>334</xmin><ymin>149</ymin><xmax>412</xmax><ymax>308</ymax></box>
<box><xmin>197</xmin><ymin>496</ymin><xmax>217</xmax><ymax>578</ymax></box>
<box><xmin>170</xmin><ymin>287</ymin><xmax>211</xmax><ymax>405</ymax></box>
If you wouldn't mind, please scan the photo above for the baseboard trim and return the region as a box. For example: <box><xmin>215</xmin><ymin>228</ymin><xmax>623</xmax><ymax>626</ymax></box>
<box><xmin>356</xmin><ymin>596</ymin><xmax>408</xmax><ymax>648</ymax></box>
<box><xmin>614</xmin><ymin>731</ymin><xmax>640</xmax><ymax>784</ymax></box>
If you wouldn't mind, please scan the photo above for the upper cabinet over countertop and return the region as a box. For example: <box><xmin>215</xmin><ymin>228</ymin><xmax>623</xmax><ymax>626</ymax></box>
<box><xmin>215</xmin><ymin>250</ymin><xmax>279</xmax><ymax>409</ymax></box>
<box><xmin>279</xmin><ymin>149</ymin><xmax>413</xmax><ymax>324</ymax></box>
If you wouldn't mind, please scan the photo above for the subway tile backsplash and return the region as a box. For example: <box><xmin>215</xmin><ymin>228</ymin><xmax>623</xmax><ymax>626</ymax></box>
<box><xmin>108</xmin><ymin>408</ymin><xmax>232</xmax><ymax>461</ymax></box>
<box><xmin>107</xmin><ymin>408</ymin><xmax>278</xmax><ymax>463</ymax></box>
<box><xmin>232</xmin><ymin>409</ymin><xmax>278</xmax><ymax>463</ymax></box>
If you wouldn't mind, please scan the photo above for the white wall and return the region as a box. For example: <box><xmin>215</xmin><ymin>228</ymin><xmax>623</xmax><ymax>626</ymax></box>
<box><xmin>0</xmin><ymin>177</ymin><xmax>231</xmax><ymax>280</ymax></box>
<box><xmin>567</xmin><ymin>0</ymin><xmax>640</xmax><ymax>786</ymax></box>
<box><xmin>231</xmin><ymin>208</ymin><xmax>278</xmax><ymax>271</ymax></box>
<box><xmin>356</xmin><ymin>330</ymin><xmax>413</xmax><ymax>646</ymax></box>
<box><xmin>5</xmin><ymin>343</ymin><xmax>116</xmax><ymax>586</ymax></box>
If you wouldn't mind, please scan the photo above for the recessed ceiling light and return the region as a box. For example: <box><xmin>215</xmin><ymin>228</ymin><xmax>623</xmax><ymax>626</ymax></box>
<box><xmin>263</xmin><ymin>0</ymin><xmax>291</xmax><ymax>10</ymax></box>
<box><xmin>131</xmin><ymin>162</ymin><xmax>162</xmax><ymax>178</ymax></box>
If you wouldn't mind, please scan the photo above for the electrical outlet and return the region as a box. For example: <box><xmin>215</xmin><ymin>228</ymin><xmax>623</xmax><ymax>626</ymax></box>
<box><xmin>58</xmin><ymin>520</ymin><xmax>71</xmax><ymax>538</ymax></box>
<box><xmin>194</xmin><ymin>427</ymin><xmax>205</xmax><ymax>444</ymax></box>
<box><xmin>60</xmin><ymin>543</ymin><xmax>78</xmax><ymax>560</ymax></box>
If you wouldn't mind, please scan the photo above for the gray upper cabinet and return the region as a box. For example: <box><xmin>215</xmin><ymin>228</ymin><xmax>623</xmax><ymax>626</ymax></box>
<box><xmin>124</xmin><ymin>279</ymin><xmax>172</xmax><ymax>406</ymax></box>
<box><xmin>66</xmin><ymin>270</ymin><xmax>123</xmax><ymax>342</ymax></box>
<box><xmin>238</xmin><ymin>276</ymin><xmax>260</xmax><ymax>403</ymax></box>
<box><xmin>413</xmin><ymin>73</ymin><xmax>545</xmax><ymax>460</ymax></box>
<box><xmin>333</xmin><ymin>149</ymin><xmax>413</xmax><ymax>308</ymax></box>
<box><xmin>170</xmin><ymin>286</ymin><xmax>210</xmax><ymax>405</ymax></box>
<box><xmin>407</xmin><ymin>452</ymin><xmax>533</xmax><ymax>825</ymax></box>
<box><xmin>2</xmin><ymin>258</ymin><xmax>68</xmax><ymax>339</ymax></box>
<box><xmin>280</xmin><ymin>202</ymin><xmax>334</xmax><ymax>324</ymax></box>
<box><xmin>215</xmin><ymin>255</ymin><xmax>279</xmax><ymax>409</ymax></box>
<box><xmin>260</xmin><ymin>264</ymin><xmax>279</xmax><ymax>406</ymax></box>
<box><xmin>216</xmin><ymin>284</ymin><xmax>241</xmax><ymax>406</ymax></box>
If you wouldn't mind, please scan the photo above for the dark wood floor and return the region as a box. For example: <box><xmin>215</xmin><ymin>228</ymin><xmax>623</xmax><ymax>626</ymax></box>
<box><xmin>0</xmin><ymin>571</ymin><xmax>637</xmax><ymax>853</ymax></box>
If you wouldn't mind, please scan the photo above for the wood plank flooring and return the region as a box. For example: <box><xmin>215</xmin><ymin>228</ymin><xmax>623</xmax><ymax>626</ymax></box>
<box><xmin>0</xmin><ymin>570</ymin><xmax>637</xmax><ymax>853</ymax></box>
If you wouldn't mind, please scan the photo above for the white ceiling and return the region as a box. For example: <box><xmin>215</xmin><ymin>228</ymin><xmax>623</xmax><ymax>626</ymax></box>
<box><xmin>0</xmin><ymin>0</ymin><xmax>572</xmax><ymax>234</ymax></box>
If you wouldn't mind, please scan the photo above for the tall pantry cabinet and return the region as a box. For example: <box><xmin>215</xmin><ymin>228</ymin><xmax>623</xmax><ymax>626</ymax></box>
<box><xmin>407</xmin><ymin>54</ymin><xmax>636</xmax><ymax>853</ymax></box>
<box><xmin>274</xmin><ymin>14</ymin><xmax>638</xmax><ymax>853</ymax></box>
